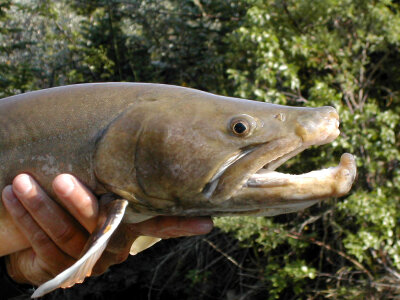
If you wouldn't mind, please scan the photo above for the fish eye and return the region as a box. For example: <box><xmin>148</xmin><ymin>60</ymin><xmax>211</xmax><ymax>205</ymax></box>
<box><xmin>231</xmin><ymin>119</ymin><xmax>251</xmax><ymax>137</ymax></box>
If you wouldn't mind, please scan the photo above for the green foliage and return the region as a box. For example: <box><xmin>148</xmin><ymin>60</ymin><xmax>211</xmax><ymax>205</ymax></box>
<box><xmin>0</xmin><ymin>0</ymin><xmax>84</xmax><ymax>96</ymax></box>
<box><xmin>1</xmin><ymin>0</ymin><xmax>400</xmax><ymax>298</ymax></box>
<box><xmin>218</xmin><ymin>0</ymin><xmax>400</xmax><ymax>297</ymax></box>
<box><xmin>64</xmin><ymin>0</ymin><xmax>247</xmax><ymax>93</ymax></box>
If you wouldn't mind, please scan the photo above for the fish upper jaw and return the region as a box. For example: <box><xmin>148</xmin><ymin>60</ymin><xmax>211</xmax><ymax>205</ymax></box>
<box><xmin>295</xmin><ymin>106</ymin><xmax>340</xmax><ymax>147</ymax></box>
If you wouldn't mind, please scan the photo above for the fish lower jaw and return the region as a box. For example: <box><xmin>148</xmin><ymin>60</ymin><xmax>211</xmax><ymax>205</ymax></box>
<box><xmin>245</xmin><ymin>153</ymin><xmax>356</xmax><ymax>199</ymax></box>
<box><xmin>209</xmin><ymin>153</ymin><xmax>356</xmax><ymax>217</ymax></box>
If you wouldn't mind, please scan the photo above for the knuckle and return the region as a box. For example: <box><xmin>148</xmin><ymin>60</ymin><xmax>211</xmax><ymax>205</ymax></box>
<box><xmin>31</xmin><ymin>230</ymin><xmax>51</xmax><ymax>246</ymax></box>
<box><xmin>27</xmin><ymin>192</ymin><xmax>47</xmax><ymax>213</ymax></box>
<box><xmin>12</xmin><ymin>203</ymin><xmax>31</xmax><ymax>220</ymax></box>
<box><xmin>53</xmin><ymin>225</ymin><xmax>76</xmax><ymax>245</ymax></box>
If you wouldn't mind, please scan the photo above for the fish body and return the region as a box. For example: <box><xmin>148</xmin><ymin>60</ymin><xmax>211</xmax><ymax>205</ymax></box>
<box><xmin>0</xmin><ymin>83</ymin><xmax>356</xmax><ymax>297</ymax></box>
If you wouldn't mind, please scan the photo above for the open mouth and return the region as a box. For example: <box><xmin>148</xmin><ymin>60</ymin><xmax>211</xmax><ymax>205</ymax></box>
<box><xmin>203</xmin><ymin>137</ymin><xmax>304</xmax><ymax>201</ymax></box>
<box><xmin>203</xmin><ymin>137</ymin><xmax>356</xmax><ymax>216</ymax></box>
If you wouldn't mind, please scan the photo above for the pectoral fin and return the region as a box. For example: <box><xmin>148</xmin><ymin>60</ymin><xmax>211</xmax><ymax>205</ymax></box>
<box><xmin>130</xmin><ymin>236</ymin><xmax>162</xmax><ymax>255</ymax></box>
<box><xmin>31</xmin><ymin>199</ymin><xmax>128</xmax><ymax>298</ymax></box>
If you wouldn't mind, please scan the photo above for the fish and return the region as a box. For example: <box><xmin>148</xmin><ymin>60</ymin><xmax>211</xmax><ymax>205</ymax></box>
<box><xmin>0</xmin><ymin>83</ymin><xmax>356</xmax><ymax>297</ymax></box>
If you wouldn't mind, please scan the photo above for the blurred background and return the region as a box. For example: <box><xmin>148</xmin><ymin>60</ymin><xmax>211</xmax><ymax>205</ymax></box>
<box><xmin>1</xmin><ymin>0</ymin><xmax>399</xmax><ymax>299</ymax></box>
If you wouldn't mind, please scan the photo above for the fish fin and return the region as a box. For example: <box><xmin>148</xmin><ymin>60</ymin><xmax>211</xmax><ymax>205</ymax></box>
<box><xmin>122</xmin><ymin>206</ymin><xmax>154</xmax><ymax>223</ymax></box>
<box><xmin>31</xmin><ymin>199</ymin><xmax>128</xmax><ymax>298</ymax></box>
<box><xmin>130</xmin><ymin>236</ymin><xmax>162</xmax><ymax>255</ymax></box>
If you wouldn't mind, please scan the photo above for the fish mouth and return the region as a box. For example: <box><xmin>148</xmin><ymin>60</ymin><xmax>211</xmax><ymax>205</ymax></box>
<box><xmin>202</xmin><ymin>137</ymin><xmax>305</xmax><ymax>200</ymax></box>
<box><xmin>203</xmin><ymin>136</ymin><xmax>356</xmax><ymax>216</ymax></box>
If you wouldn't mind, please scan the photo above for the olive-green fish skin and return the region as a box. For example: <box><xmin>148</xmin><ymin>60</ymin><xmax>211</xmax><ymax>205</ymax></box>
<box><xmin>0</xmin><ymin>83</ymin><xmax>356</xmax><ymax>256</ymax></box>
<box><xmin>0</xmin><ymin>83</ymin><xmax>147</xmax><ymax>196</ymax></box>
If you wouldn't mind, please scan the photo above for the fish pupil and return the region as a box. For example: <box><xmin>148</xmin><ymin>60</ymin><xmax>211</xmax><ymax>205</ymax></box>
<box><xmin>234</xmin><ymin>122</ymin><xmax>247</xmax><ymax>134</ymax></box>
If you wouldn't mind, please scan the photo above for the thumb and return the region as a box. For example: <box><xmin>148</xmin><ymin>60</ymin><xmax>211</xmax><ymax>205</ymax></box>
<box><xmin>6</xmin><ymin>249</ymin><xmax>50</xmax><ymax>286</ymax></box>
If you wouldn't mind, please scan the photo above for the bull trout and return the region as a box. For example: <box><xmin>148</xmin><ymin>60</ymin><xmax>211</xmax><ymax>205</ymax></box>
<box><xmin>0</xmin><ymin>83</ymin><xmax>356</xmax><ymax>297</ymax></box>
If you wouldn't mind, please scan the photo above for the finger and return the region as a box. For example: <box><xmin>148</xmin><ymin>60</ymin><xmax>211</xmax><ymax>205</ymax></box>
<box><xmin>91</xmin><ymin>250</ymin><xmax>129</xmax><ymax>276</ymax></box>
<box><xmin>11</xmin><ymin>174</ymin><xmax>88</xmax><ymax>259</ymax></box>
<box><xmin>92</xmin><ymin>218</ymin><xmax>192</xmax><ymax>275</ymax></box>
<box><xmin>91</xmin><ymin>224</ymin><xmax>135</xmax><ymax>274</ymax></box>
<box><xmin>52</xmin><ymin>174</ymin><xmax>98</xmax><ymax>233</ymax></box>
<box><xmin>3</xmin><ymin>186</ymin><xmax>75</xmax><ymax>277</ymax></box>
<box><xmin>7</xmin><ymin>249</ymin><xmax>44</xmax><ymax>285</ymax></box>
<box><xmin>6</xmin><ymin>249</ymin><xmax>55</xmax><ymax>286</ymax></box>
<box><xmin>104</xmin><ymin>223</ymin><xmax>135</xmax><ymax>254</ymax></box>
<box><xmin>127</xmin><ymin>216</ymin><xmax>214</xmax><ymax>238</ymax></box>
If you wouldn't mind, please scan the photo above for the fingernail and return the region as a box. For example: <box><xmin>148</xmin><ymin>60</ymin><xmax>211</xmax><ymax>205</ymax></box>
<box><xmin>196</xmin><ymin>221</ymin><xmax>214</xmax><ymax>234</ymax></box>
<box><xmin>13</xmin><ymin>174</ymin><xmax>32</xmax><ymax>196</ymax></box>
<box><xmin>2</xmin><ymin>186</ymin><xmax>17</xmax><ymax>204</ymax></box>
<box><xmin>54</xmin><ymin>175</ymin><xmax>74</xmax><ymax>196</ymax></box>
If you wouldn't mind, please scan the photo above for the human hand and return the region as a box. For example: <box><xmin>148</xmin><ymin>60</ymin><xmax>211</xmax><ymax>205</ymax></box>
<box><xmin>2</xmin><ymin>174</ymin><xmax>213</xmax><ymax>286</ymax></box>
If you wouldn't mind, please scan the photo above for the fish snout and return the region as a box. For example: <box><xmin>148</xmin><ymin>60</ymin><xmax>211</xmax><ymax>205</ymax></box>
<box><xmin>295</xmin><ymin>106</ymin><xmax>340</xmax><ymax>146</ymax></box>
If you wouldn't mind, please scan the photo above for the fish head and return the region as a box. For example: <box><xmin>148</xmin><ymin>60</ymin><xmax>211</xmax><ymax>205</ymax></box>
<box><xmin>31</xmin><ymin>84</ymin><xmax>356</xmax><ymax>298</ymax></box>
<box><xmin>95</xmin><ymin>85</ymin><xmax>355</xmax><ymax>216</ymax></box>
